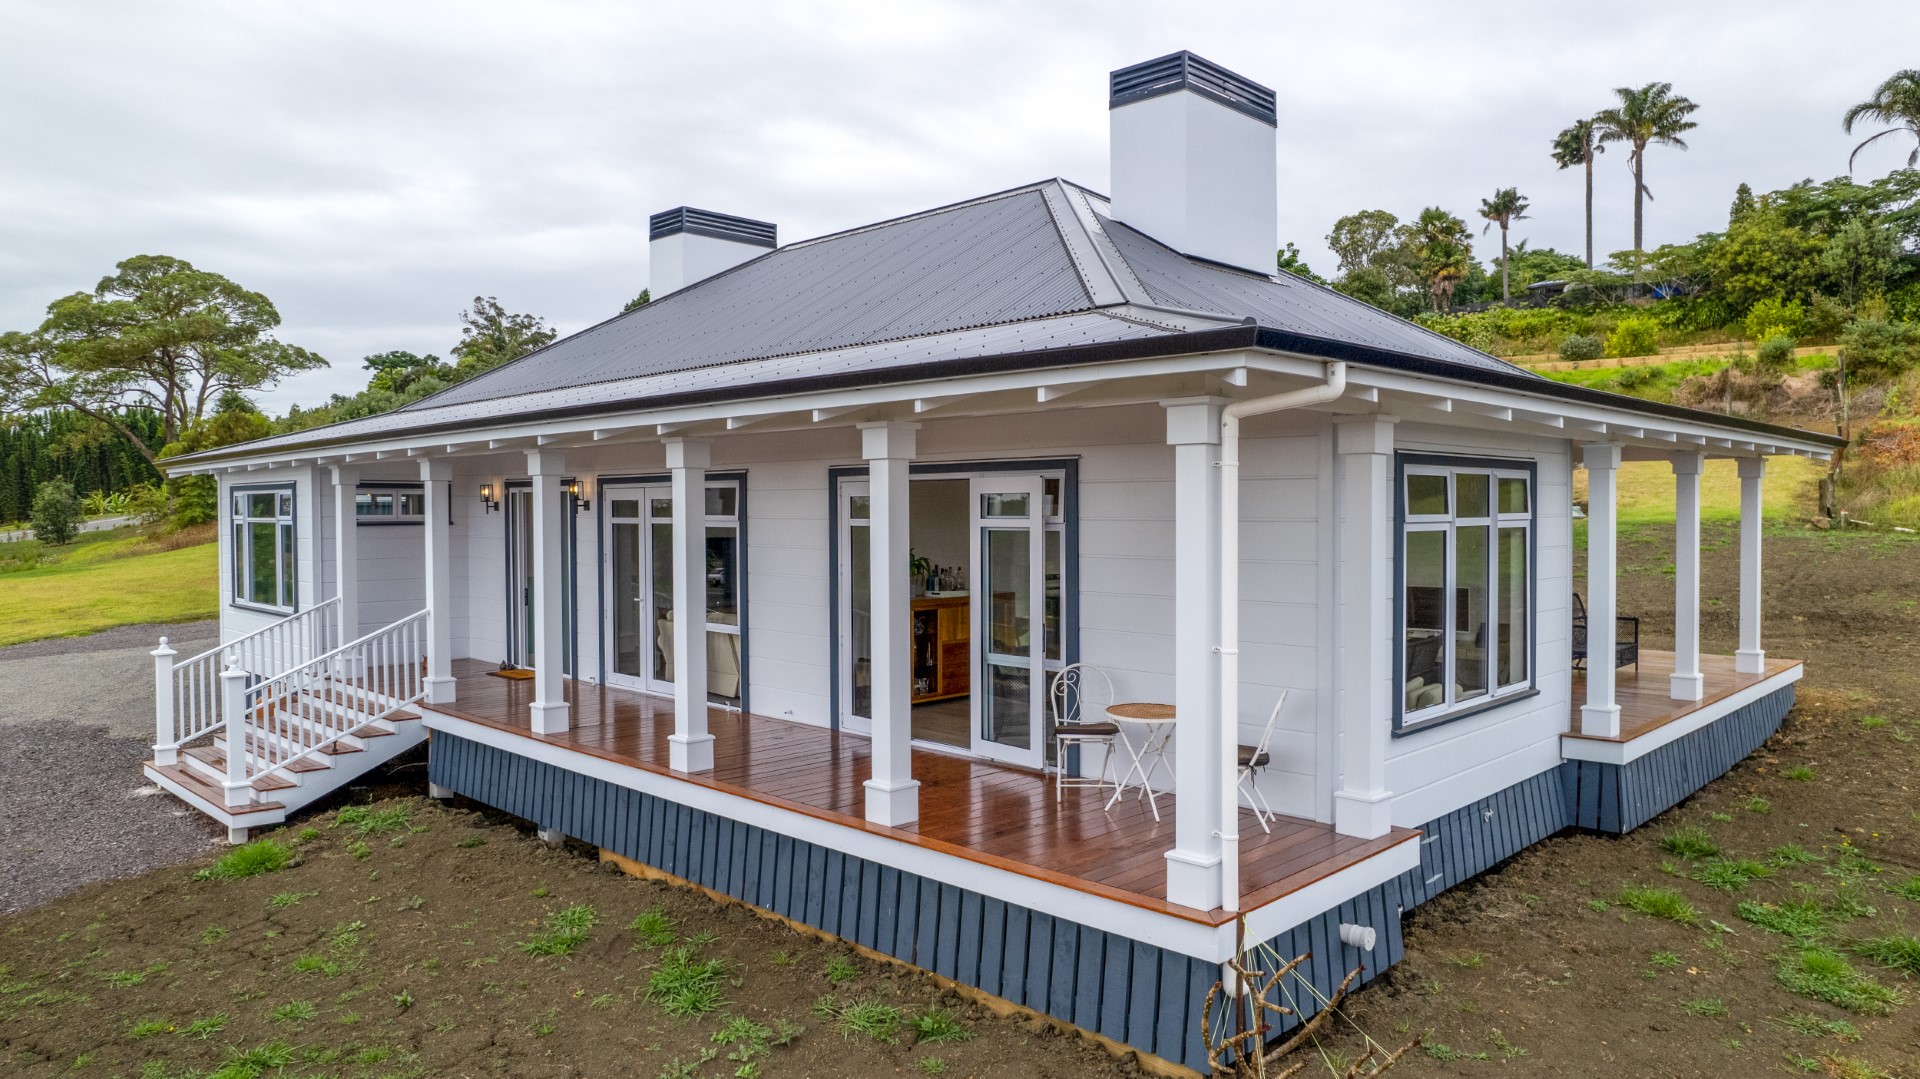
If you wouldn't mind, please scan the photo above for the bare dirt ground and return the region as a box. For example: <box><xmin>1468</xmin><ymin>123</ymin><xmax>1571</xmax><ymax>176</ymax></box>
<box><xmin>1</xmin><ymin>528</ymin><xmax>1917</xmax><ymax>1077</ymax></box>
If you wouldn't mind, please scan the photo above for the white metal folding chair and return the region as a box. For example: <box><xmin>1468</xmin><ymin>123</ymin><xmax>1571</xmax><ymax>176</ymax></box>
<box><xmin>1049</xmin><ymin>663</ymin><xmax>1118</xmax><ymax>804</ymax></box>
<box><xmin>1237</xmin><ymin>691</ymin><xmax>1287</xmax><ymax>833</ymax></box>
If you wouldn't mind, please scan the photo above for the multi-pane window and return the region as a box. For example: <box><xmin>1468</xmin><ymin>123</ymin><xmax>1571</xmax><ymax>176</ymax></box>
<box><xmin>231</xmin><ymin>486</ymin><xmax>296</xmax><ymax>612</ymax></box>
<box><xmin>1400</xmin><ymin>460</ymin><xmax>1532</xmax><ymax>728</ymax></box>
<box><xmin>355</xmin><ymin>487</ymin><xmax>425</xmax><ymax>522</ymax></box>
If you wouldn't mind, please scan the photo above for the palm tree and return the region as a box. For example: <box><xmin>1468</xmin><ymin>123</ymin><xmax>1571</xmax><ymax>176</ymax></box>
<box><xmin>1408</xmin><ymin>207</ymin><xmax>1473</xmax><ymax>312</ymax></box>
<box><xmin>1843</xmin><ymin>70</ymin><xmax>1920</xmax><ymax>172</ymax></box>
<box><xmin>1594</xmin><ymin>82</ymin><xmax>1701</xmax><ymax>252</ymax></box>
<box><xmin>1551</xmin><ymin>119</ymin><xmax>1603</xmax><ymax>269</ymax></box>
<box><xmin>1477</xmin><ymin>188</ymin><xmax>1531</xmax><ymax>302</ymax></box>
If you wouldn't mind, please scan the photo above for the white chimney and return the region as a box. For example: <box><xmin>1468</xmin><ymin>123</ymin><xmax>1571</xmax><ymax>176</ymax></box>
<box><xmin>1108</xmin><ymin>51</ymin><xmax>1278</xmax><ymax>274</ymax></box>
<box><xmin>648</xmin><ymin>206</ymin><xmax>778</xmax><ymax>297</ymax></box>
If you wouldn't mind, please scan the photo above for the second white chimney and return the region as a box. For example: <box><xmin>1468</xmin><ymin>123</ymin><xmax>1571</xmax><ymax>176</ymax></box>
<box><xmin>1108</xmin><ymin>51</ymin><xmax>1277</xmax><ymax>274</ymax></box>
<box><xmin>648</xmin><ymin>206</ymin><xmax>778</xmax><ymax>297</ymax></box>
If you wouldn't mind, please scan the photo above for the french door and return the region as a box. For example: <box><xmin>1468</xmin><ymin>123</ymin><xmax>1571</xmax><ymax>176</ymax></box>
<box><xmin>602</xmin><ymin>481</ymin><xmax>743</xmax><ymax>702</ymax></box>
<box><xmin>970</xmin><ymin>476</ymin><xmax>1046</xmax><ymax>768</ymax></box>
<box><xmin>504</xmin><ymin>485</ymin><xmax>574</xmax><ymax>675</ymax></box>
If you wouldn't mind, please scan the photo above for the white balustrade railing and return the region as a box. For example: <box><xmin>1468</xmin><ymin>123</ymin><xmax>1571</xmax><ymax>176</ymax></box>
<box><xmin>152</xmin><ymin>597</ymin><xmax>341</xmax><ymax>765</ymax></box>
<box><xmin>217</xmin><ymin>610</ymin><xmax>429</xmax><ymax>806</ymax></box>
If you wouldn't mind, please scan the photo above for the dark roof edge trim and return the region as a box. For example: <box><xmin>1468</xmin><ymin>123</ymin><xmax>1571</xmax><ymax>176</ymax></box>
<box><xmin>1250</xmin><ymin>326</ymin><xmax>1847</xmax><ymax>449</ymax></box>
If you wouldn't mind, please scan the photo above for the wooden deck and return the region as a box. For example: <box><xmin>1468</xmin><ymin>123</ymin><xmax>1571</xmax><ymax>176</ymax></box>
<box><xmin>1568</xmin><ymin>650</ymin><xmax>1803</xmax><ymax>742</ymax></box>
<box><xmin>429</xmin><ymin>660</ymin><xmax>1417</xmax><ymax>924</ymax></box>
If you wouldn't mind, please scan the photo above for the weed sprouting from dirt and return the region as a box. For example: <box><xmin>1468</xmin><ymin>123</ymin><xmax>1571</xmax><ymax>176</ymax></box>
<box><xmin>1818</xmin><ymin>1056</ymin><xmax>1894</xmax><ymax>1079</ymax></box>
<box><xmin>1892</xmin><ymin>875</ymin><xmax>1920</xmax><ymax>902</ymax></box>
<box><xmin>1660</xmin><ymin>827</ymin><xmax>1721</xmax><ymax>860</ymax></box>
<box><xmin>911</xmin><ymin>1006</ymin><xmax>972</xmax><ymax>1044</ymax></box>
<box><xmin>916</xmin><ymin>1057</ymin><xmax>947</xmax><ymax>1074</ymax></box>
<box><xmin>1424</xmin><ymin>1041</ymin><xmax>1491</xmax><ymax>1062</ymax></box>
<box><xmin>266</xmin><ymin>892</ymin><xmax>311</xmax><ymax>910</ymax></box>
<box><xmin>1850</xmin><ymin>933</ymin><xmax>1920</xmax><ymax>976</ymax></box>
<box><xmin>1827</xmin><ymin>881</ymin><xmax>1881</xmax><ymax>921</ymax></box>
<box><xmin>334</xmin><ymin>803</ymin><xmax>415</xmax><ymax>836</ymax></box>
<box><xmin>179</xmin><ymin>1013</ymin><xmax>229</xmax><ymax>1039</ymax></box>
<box><xmin>1692</xmin><ymin>857</ymin><xmax>1773</xmax><ymax>892</ymax></box>
<box><xmin>1769</xmin><ymin>844</ymin><xmax>1824</xmax><ymax>868</ymax></box>
<box><xmin>456</xmin><ymin>834</ymin><xmax>487</xmax><ymax>848</ymax></box>
<box><xmin>1774</xmin><ymin>1012</ymin><xmax>1861</xmax><ymax>1041</ymax></box>
<box><xmin>102</xmin><ymin>969</ymin><xmax>147</xmax><ymax>987</ymax></box>
<box><xmin>814</xmin><ymin>995</ymin><xmax>903</xmax><ymax>1044</ymax></box>
<box><xmin>1489</xmin><ymin>1029</ymin><xmax>1526</xmax><ymax>1059</ymax></box>
<box><xmin>1782</xmin><ymin>765</ymin><xmax>1816</xmax><ymax>781</ymax></box>
<box><xmin>193</xmin><ymin>839</ymin><xmax>294</xmax><ymax>881</ymax></box>
<box><xmin>629</xmin><ymin>907</ymin><xmax>677</xmax><ymax>948</ymax></box>
<box><xmin>1649</xmin><ymin>951</ymin><xmax>1682</xmax><ymax>969</ymax></box>
<box><xmin>1617</xmin><ymin>885</ymin><xmax>1700</xmax><ymax>925</ymax></box>
<box><xmin>823</xmin><ymin>954</ymin><xmax>861</xmax><ymax>984</ymax></box>
<box><xmin>1737</xmin><ymin>900</ymin><xmax>1830</xmax><ymax>943</ymax></box>
<box><xmin>200</xmin><ymin>925</ymin><xmax>229</xmax><ymax>944</ymax></box>
<box><xmin>1682</xmin><ymin>997</ymin><xmax>1730</xmax><ymax>1018</ymax></box>
<box><xmin>1444</xmin><ymin>952</ymin><xmax>1486</xmax><ymax>968</ymax></box>
<box><xmin>1859</xmin><ymin>715</ymin><xmax>1890</xmax><ymax>730</ymax></box>
<box><xmin>127</xmin><ymin>1019</ymin><xmax>169</xmax><ymax>1038</ymax></box>
<box><xmin>654</xmin><ymin>1050</ymin><xmax>718</xmax><ymax>1078</ymax></box>
<box><xmin>1743</xmin><ymin>797</ymin><xmax>1773</xmax><ymax>814</ymax></box>
<box><xmin>708</xmin><ymin>1013</ymin><xmax>802</xmax><ymax>1074</ymax></box>
<box><xmin>521</xmin><ymin>904</ymin><xmax>599</xmax><ymax>957</ymax></box>
<box><xmin>346</xmin><ymin>840</ymin><xmax>372</xmax><ymax>860</ymax></box>
<box><xmin>1775</xmin><ymin>947</ymin><xmax>1904</xmax><ymax>1014</ymax></box>
<box><xmin>644</xmin><ymin>947</ymin><xmax>730</xmax><ymax>1017</ymax></box>
<box><xmin>268</xmin><ymin>1000</ymin><xmax>315</xmax><ymax>1023</ymax></box>
<box><xmin>211</xmin><ymin>1040</ymin><xmax>297</xmax><ymax>1077</ymax></box>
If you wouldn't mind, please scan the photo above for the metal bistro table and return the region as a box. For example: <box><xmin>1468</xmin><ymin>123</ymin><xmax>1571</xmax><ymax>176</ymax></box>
<box><xmin>1103</xmin><ymin>702</ymin><xmax>1176</xmax><ymax>821</ymax></box>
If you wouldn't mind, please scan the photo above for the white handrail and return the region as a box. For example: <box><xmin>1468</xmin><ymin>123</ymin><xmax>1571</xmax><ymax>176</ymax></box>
<box><xmin>179</xmin><ymin>595</ymin><xmax>341</xmax><ymax>668</ymax></box>
<box><xmin>223</xmin><ymin>610</ymin><xmax>429</xmax><ymax>799</ymax></box>
<box><xmin>157</xmin><ymin>597</ymin><xmax>342</xmax><ymax>755</ymax></box>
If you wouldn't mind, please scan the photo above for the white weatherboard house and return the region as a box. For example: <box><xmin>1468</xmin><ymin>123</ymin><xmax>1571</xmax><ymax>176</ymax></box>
<box><xmin>151</xmin><ymin>52</ymin><xmax>1840</xmax><ymax>1073</ymax></box>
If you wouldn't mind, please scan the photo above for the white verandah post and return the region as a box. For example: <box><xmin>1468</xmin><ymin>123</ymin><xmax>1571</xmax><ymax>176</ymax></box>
<box><xmin>151</xmin><ymin>637</ymin><xmax>178</xmax><ymax>766</ymax></box>
<box><xmin>1669</xmin><ymin>451</ymin><xmax>1706</xmax><ymax>701</ymax></box>
<box><xmin>666</xmin><ymin>438</ymin><xmax>716</xmax><ymax>773</ymax></box>
<box><xmin>330</xmin><ymin>464</ymin><xmax>360</xmax><ymax>653</ymax></box>
<box><xmin>1332</xmin><ymin>415</ymin><xmax>1397</xmax><ymax>840</ymax></box>
<box><xmin>861</xmin><ymin>421</ymin><xmax>920</xmax><ymax>825</ymax></box>
<box><xmin>1736</xmin><ymin>457</ymin><xmax>1767</xmax><ymax>674</ymax></box>
<box><xmin>420</xmin><ymin>458</ymin><xmax>455</xmax><ymax>704</ymax></box>
<box><xmin>526</xmin><ymin>449</ymin><xmax>570</xmax><ymax>735</ymax></box>
<box><xmin>1163</xmin><ymin>397</ymin><xmax>1226</xmax><ymax>911</ymax></box>
<box><xmin>1580</xmin><ymin>442</ymin><xmax>1623</xmax><ymax>737</ymax></box>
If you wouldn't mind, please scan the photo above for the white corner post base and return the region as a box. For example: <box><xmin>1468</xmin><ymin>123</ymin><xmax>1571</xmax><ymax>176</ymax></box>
<box><xmin>1331</xmin><ymin>415</ymin><xmax>1398</xmax><ymax>841</ymax></box>
<box><xmin>1669</xmin><ymin>451</ymin><xmax>1707</xmax><ymax>701</ymax></box>
<box><xmin>1162</xmin><ymin>397</ymin><xmax>1227</xmax><ymax>911</ymax></box>
<box><xmin>529</xmin><ymin>702</ymin><xmax>570</xmax><ymax>736</ymax></box>
<box><xmin>227</xmin><ymin>826</ymin><xmax>250</xmax><ymax>845</ymax></box>
<box><xmin>428</xmin><ymin>782</ymin><xmax>454</xmax><ymax>800</ymax></box>
<box><xmin>1735</xmin><ymin>457</ymin><xmax>1767</xmax><ymax>674</ymax></box>
<box><xmin>668</xmin><ymin>733</ymin><xmax>716</xmax><ymax>773</ymax></box>
<box><xmin>862</xmin><ymin>778</ymin><xmax>922</xmax><ymax>827</ymax></box>
<box><xmin>1580</xmin><ymin>442</ymin><xmax>1623</xmax><ymax>738</ymax></box>
<box><xmin>537</xmin><ymin>826</ymin><xmax>564</xmax><ymax>846</ymax></box>
<box><xmin>861</xmin><ymin>422</ymin><xmax>920</xmax><ymax>826</ymax></box>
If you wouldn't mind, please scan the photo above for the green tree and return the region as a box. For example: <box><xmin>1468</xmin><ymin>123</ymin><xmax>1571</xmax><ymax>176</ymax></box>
<box><xmin>1843</xmin><ymin>70</ymin><xmax>1920</xmax><ymax>172</ymax></box>
<box><xmin>622</xmin><ymin>289</ymin><xmax>651</xmax><ymax>314</ymax></box>
<box><xmin>1702</xmin><ymin>210</ymin><xmax>1824</xmax><ymax>313</ymax></box>
<box><xmin>1501</xmin><ymin>243</ymin><xmax>1587</xmax><ymax>292</ymax></box>
<box><xmin>160</xmin><ymin>391</ymin><xmax>272</xmax><ymax>527</ymax></box>
<box><xmin>1407</xmin><ymin>207</ymin><xmax>1474</xmax><ymax>312</ymax></box>
<box><xmin>1552</xmin><ymin>119</ymin><xmax>1604</xmax><ymax>268</ymax></box>
<box><xmin>1326</xmin><ymin>210</ymin><xmax>1403</xmax><ymax>278</ymax></box>
<box><xmin>1594</xmin><ymin>82</ymin><xmax>1702</xmax><ymax>253</ymax></box>
<box><xmin>29</xmin><ymin>477</ymin><xmax>80</xmax><ymax>545</ymax></box>
<box><xmin>1729</xmin><ymin>182</ymin><xmax>1757</xmax><ymax>224</ymax></box>
<box><xmin>1275</xmin><ymin>242</ymin><xmax>1324</xmax><ymax>283</ymax></box>
<box><xmin>1820</xmin><ymin>216</ymin><xmax>1899</xmax><ymax>309</ymax></box>
<box><xmin>449</xmin><ymin>297</ymin><xmax>557</xmax><ymax>381</ymax></box>
<box><xmin>1477</xmin><ymin>188</ymin><xmax>1531</xmax><ymax>302</ymax></box>
<box><xmin>363</xmin><ymin>350</ymin><xmax>452</xmax><ymax>396</ymax></box>
<box><xmin>0</xmin><ymin>256</ymin><xmax>325</xmax><ymax>462</ymax></box>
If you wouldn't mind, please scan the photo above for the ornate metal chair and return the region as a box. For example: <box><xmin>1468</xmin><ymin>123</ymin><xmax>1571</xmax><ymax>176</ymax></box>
<box><xmin>1049</xmin><ymin>663</ymin><xmax>1118</xmax><ymax>804</ymax></box>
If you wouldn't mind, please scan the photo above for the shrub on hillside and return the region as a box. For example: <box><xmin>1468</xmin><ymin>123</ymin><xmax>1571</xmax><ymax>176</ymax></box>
<box><xmin>1558</xmin><ymin>333</ymin><xmax>1604</xmax><ymax>361</ymax></box>
<box><xmin>1755</xmin><ymin>334</ymin><xmax>1798</xmax><ymax>376</ymax></box>
<box><xmin>29</xmin><ymin>478</ymin><xmax>80</xmax><ymax>546</ymax></box>
<box><xmin>1743</xmin><ymin>297</ymin><xmax>1805</xmax><ymax>343</ymax></box>
<box><xmin>1604</xmin><ymin>316</ymin><xmax>1661</xmax><ymax>358</ymax></box>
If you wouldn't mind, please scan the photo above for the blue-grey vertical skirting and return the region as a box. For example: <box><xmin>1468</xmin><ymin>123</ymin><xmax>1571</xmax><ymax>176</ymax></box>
<box><xmin>427</xmin><ymin>682</ymin><xmax>1793</xmax><ymax>1073</ymax></box>
<box><xmin>1559</xmin><ymin>685</ymin><xmax>1794</xmax><ymax>834</ymax></box>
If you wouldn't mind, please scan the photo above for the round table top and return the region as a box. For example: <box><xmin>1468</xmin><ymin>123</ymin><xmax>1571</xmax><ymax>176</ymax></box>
<box><xmin>1106</xmin><ymin>702</ymin><xmax>1176</xmax><ymax>723</ymax></box>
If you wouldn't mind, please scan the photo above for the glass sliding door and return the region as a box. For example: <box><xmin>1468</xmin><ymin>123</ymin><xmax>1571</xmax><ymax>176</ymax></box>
<box><xmin>970</xmin><ymin>475</ymin><xmax>1045</xmax><ymax>768</ymax></box>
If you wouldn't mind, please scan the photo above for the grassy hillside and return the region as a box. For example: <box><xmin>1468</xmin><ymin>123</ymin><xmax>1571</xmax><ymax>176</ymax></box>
<box><xmin>0</xmin><ymin>526</ymin><xmax>217</xmax><ymax>646</ymax></box>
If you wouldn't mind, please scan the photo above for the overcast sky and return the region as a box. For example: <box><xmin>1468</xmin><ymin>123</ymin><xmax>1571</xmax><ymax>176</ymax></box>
<box><xmin>4</xmin><ymin>1</ymin><xmax>1917</xmax><ymax>409</ymax></box>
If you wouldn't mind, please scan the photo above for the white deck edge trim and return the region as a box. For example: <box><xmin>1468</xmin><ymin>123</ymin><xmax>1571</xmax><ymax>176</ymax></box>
<box><xmin>422</xmin><ymin>709</ymin><xmax>1419</xmax><ymax>963</ymax></box>
<box><xmin>141</xmin><ymin>764</ymin><xmax>287</xmax><ymax>829</ymax></box>
<box><xmin>1559</xmin><ymin>664</ymin><xmax>1803</xmax><ymax>766</ymax></box>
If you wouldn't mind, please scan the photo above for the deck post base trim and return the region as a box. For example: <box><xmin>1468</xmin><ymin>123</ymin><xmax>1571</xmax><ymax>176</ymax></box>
<box><xmin>862</xmin><ymin>778</ymin><xmax>920</xmax><ymax>826</ymax></box>
<box><xmin>1734</xmin><ymin>649</ymin><xmax>1766</xmax><ymax>675</ymax></box>
<box><xmin>529</xmin><ymin>701</ymin><xmax>570</xmax><ymax>735</ymax></box>
<box><xmin>668</xmin><ymin>733</ymin><xmax>716</xmax><ymax>773</ymax></box>
<box><xmin>1668</xmin><ymin>672</ymin><xmax>1705</xmax><ymax>701</ymax></box>
<box><xmin>1333</xmin><ymin>789</ymin><xmax>1393</xmax><ymax>839</ymax></box>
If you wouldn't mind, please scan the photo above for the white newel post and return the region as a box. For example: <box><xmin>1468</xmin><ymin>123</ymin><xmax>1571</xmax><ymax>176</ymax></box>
<box><xmin>1581</xmin><ymin>443</ymin><xmax>1623</xmax><ymax>737</ymax></box>
<box><xmin>330</xmin><ymin>464</ymin><xmax>360</xmax><ymax>653</ymax></box>
<box><xmin>1163</xmin><ymin>397</ymin><xmax>1226</xmax><ymax>911</ymax></box>
<box><xmin>420</xmin><ymin>458</ymin><xmax>455</xmax><ymax>704</ymax></box>
<box><xmin>666</xmin><ymin>438</ymin><xmax>716</xmax><ymax>772</ymax></box>
<box><xmin>1332</xmin><ymin>415</ymin><xmax>1397</xmax><ymax>840</ymax></box>
<box><xmin>151</xmin><ymin>637</ymin><xmax>178</xmax><ymax>766</ymax></box>
<box><xmin>1669</xmin><ymin>451</ymin><xmax>1706</xmax><ymax>701</ymax></box>
<box><xmin>527</xmin><ymin>450</ymin><xmax>570</xmax><ymax>735</ymax></box>
<box><xmin>220</xmin><ymin>663</ymin><xmax>251</xmax><ymax>808</ymax></box>
<box><xmin>861</xmin><ymin>422</ymin><xmax>920</xmax><ymax>825</ymax></box>
<box><xmin>1736</xmin><ymin>457</ymin><xmax>1767</xmax><ymax>674</ymax></box>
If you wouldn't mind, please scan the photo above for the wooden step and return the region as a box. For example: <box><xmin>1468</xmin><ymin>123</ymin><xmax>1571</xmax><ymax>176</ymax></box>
<box><xmin>184</xmin><ymin>747</ymin><xmax>299</xmax><ymax>792</ymax></box>
<box><xmin>145</xmin><ymin>761</ymin><xmax>285</xmax><ymax>816</ymax></box>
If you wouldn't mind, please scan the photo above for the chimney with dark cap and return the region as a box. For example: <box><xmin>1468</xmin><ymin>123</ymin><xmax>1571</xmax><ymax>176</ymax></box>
<box><xmin>648</xmin><ymin>206</ymin><xmax>778</xmax><ymax>296</ymax></box>
<box><xmin>1107</xmin><ymin>51</ymin><xmax>1277</xmax><ymax>273</ymax></box>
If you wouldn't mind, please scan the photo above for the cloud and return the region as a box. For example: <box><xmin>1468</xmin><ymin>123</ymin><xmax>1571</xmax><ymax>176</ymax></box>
<box><xmin>2</xmin><ymin>0</ymin><xmax>1915</xmax><ymax>409</ymax></box>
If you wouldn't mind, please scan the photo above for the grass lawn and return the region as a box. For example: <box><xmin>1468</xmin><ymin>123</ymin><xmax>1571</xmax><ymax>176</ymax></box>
<box><xmin>0</xmin><ymin>527</ymin><xmax>217</xmax><ymax>647</ymax></box>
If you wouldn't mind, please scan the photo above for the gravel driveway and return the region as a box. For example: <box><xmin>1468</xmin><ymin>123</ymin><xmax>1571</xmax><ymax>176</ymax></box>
<box><xmin>0</xmin><ymin>621</ymin><xmax>225</xmax><ymax>913</ymax></box>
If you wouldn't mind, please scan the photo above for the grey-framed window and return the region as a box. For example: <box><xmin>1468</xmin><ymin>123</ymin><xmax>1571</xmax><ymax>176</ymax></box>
<box><xmin>356</xmin><ymin>483</ymin><xmax>425</xmax><ymax>524</ymax></box>
<box><xmin>231</xmin><ymin>484</ymin><xmax>297</xmax><ymax>613</ymax></box>
<box><xmin>1396</xmin><ymin>454</ymin><xmax>1535</xmax><ymax>732</ymax></box>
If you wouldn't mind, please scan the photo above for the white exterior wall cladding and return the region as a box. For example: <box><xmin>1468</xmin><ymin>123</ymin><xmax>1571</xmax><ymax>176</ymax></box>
<box><xmin>222</xmin><ymin>404</ymin><xmax>1575</xmax><ymax>830</ymax></box>
<box><xmin>218</xmin><ymin>467</ymin><xmax>322</xmax><ymax>641</ymax></box>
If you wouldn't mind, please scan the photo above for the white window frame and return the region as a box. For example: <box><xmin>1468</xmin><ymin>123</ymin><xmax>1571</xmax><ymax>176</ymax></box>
<box><xmin>1397</xmin><ymin>458</ymin><xmax>1534</xmax><ymax>732</ymax></box>
<box><xmin>230</xmin><ymin>483</ymin><xmax>297</xmax><ymax>615</ymax></box>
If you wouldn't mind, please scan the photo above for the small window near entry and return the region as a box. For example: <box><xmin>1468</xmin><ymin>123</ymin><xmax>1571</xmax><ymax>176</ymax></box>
<box><xmin>232</xmin><ymin>485</ymin><xmax>297</xmax><ymax>613</ymax></box>
<box><xmin>354</xmin><ymin>486</ymin><xmax>425</xmax><ymax>524</ymax></box>
<box><xmin>1399</xmin><ymin>458</ymin><xmax>1533</xmax><ymax>730</ymax></box>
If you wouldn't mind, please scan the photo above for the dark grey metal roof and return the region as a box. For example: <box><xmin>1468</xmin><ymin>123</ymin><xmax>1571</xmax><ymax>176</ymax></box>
<box><xmin>1109</xmin><ymin>51</ymin><xmax>1277</xmax><ymax>127</ymax></box>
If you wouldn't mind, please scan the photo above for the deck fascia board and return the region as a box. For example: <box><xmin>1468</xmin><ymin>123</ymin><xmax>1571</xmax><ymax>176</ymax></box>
<box><xmin>1563</xmin><ymin>661</ymin><xmax>1804</xmax><ymax>765</ymax></box>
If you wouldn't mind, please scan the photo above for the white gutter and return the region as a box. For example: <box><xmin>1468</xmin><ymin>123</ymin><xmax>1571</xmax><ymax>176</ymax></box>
<box><xmin>1216</xmin><ymin>361</ymin><xmax>1348</xmax><ymax>911</ymax></box>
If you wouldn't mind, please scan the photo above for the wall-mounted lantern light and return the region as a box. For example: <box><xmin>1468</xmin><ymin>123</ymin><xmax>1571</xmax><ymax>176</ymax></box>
<box><xmin>568</xmin><ymin>477</ymin><xmax>592</xmax><ymax>512</ymax></box>
<box><xmin>479</xmin><ymin>483</ymin><xmax>499</xmax><ymax>514</ymax></box>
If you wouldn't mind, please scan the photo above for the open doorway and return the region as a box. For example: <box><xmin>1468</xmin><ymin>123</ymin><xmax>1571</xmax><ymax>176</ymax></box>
<box><xmin>908</xmin><ymin>479</ymin><xmax>971</xmax><ymax>747</ymax></box>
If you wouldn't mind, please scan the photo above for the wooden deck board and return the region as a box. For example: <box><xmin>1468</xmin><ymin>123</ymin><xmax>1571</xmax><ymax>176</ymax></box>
<box><xmin>431</xmin><ymin>660</ymin><xmax>1418</xmax><ymax>925</ymax></box>
<box><xmin>1568</xmin><ymin>650</ymin><xmax>1802</xmax><ymax>743</ymax></box>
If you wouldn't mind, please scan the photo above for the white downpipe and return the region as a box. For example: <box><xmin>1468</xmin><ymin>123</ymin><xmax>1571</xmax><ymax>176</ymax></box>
<box><xmin>1216</xmin><ymin>361</ymin><xmax>1348</xmax><ymax>912</ymax></box>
